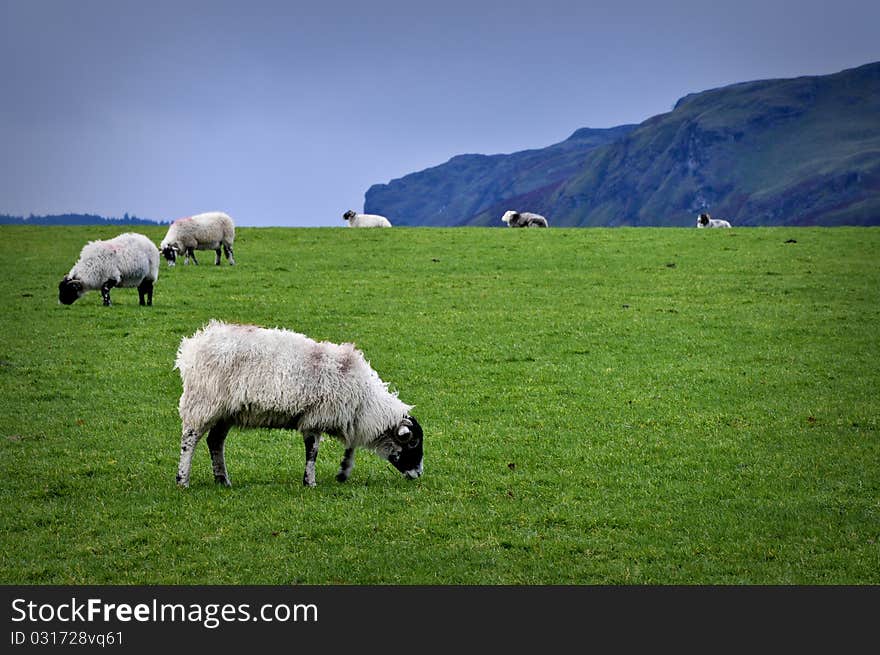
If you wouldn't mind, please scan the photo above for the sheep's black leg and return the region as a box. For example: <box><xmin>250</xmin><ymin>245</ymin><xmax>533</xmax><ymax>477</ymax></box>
<box><xmin>206</xmin><ymin>421</ymin><xmax>232</xmax><ymax>487</ymax></box>
<box><xmin>100</xmin><ymin>279</ymin><xmax>117</xmax><ymax>306</ymax></box>
<box><xmin>188</xmin><ymin>248</ymin><xmax>199</xmax><ymax>265</ymax></box>
<box><xmin>214</xmin><ymin>248</ymin><xmax>221</xmax><ymax>265</ymax></box>
<box><xmin>336</xmin><ymin>447</ymin><xmax>356</xmax><ymax>482</ymax></box>
<box><xmin>176</xmin><ymin>426</ymin><xmax>204</xmax><ymax>487</ymax></box>
<box><xmin>137</xmin><ymin>278</ymin><xmax>154</xmax><ymax>306</ymax></box>
<box><xmin>302</xmin><ymin>430</ymin><xmax>321</xmax><ymax>487</ymax></box>
<box><xmin>223</xmin><ymin>243</ymin><xmax>235</xmax><ymax>265</ymax></box>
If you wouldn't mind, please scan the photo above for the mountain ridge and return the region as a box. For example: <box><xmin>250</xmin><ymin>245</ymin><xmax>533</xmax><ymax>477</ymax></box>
<box><xmin>365</xmin><ymin>125</ymin><xmax>637</xmax><ymax>226</ymax></box>
<box><xmin>365</xmin><ymin>62</ymin><xmax>880</xmax><ymax>226</ymax></box>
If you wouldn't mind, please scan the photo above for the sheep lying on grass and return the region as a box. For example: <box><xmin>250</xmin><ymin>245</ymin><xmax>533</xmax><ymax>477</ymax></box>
<box><xmin>160</xmin><ymin>211</ymin><xmax>236</xmax><ymax>266</ymax></box>
<box><xmin>58</xmin><ymin>232</ymin><xmax>159</xmax><ymax>306</ymax></box>
<box><xmin>501</xmin><ymin>210</ymin><xmax>549</xmax><ymax>228</ymax></box>
<box><xmin>697</xmin><ymin>213</ymin><xmax>732</xmax><ymax>228</ymax></box>
<box><xmin>174</xmin><ymin>320</ymin><xmax>424</xmax><ymax>488</ymax></box>
<box><xmin>343</xmin><ymin>210</ymin><xmax>392</xmax><ymax>227</ymax></box>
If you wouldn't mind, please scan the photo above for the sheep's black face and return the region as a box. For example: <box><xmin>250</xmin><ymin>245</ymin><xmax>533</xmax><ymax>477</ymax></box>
<box><xmin>343</xmin><ymin>210</ymin><xmax>356</xmax><ymax>222</ymax></box>
<box><xmin>58</xmin><ymin>277</ymin><xmax>84</xmax><ymax>305</ymax></box>
<box><xmin>161</xmin><ymin>246</ymin><xmax>177</xmax><ymax>265</ymax></box>
<box><xmin>386</xmin><ymin>416</ymin><xmax>424</xmax><ymax>480</ymax></box>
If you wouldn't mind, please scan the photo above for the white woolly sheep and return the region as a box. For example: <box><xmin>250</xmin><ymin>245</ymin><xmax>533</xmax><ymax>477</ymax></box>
<box><xmin>501</xmin><ymin>210</ymin><xmax>549</xmax><ymax>228</ymax></box>
<box><xmin>696</xmin><ymin>212</ymin><xmax>732</xmax><ymax>228</ymax></box>
<box><xmin>58</xmin><ymin>232</ymin><xmax>159</xmax><ymax>306</ymax></box>
<box><xmin>160</xmin><ymin>211</ymin><xmax>236</xmax><ymax>266</ymax></box>
<box><xmin>174</xmin><ymin>320</ymin><xmax>424</xmax><ymax>488</ymax></box>
<box><xmin>342</xmin><ymin>209</ymin><xmax>392</xmax><ymax>228</ymax></box>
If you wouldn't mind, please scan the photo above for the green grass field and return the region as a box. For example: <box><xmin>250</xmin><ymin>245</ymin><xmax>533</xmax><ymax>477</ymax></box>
<box><xmin>0</xmin><ymin>225</ymin><xmax>877</xmax><ymax>584</ymax></box>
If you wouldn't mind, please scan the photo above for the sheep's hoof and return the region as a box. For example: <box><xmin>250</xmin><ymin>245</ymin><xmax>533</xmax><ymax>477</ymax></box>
<box><xmin>302</xmin><ymin>477</ymin><xmax>317</xmax><ymax>488</ymax></box>
<box><xmin>214</xmin><ymin>475</ymin><xmax>232</xmax><ymax>487</ymax></box>
<box><xmin>175</xmin><ymin>474</ymin><xmax>189</xmax><ymax>488</ymax></box>
<box><xmin>335</xmin><ymin>472</ymin><xmax>349</xmax><ymax>483</ymax></box>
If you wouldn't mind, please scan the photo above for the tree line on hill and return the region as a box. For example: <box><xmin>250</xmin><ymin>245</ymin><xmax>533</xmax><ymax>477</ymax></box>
<box><xmin>0</xmin><ymin>213</ymin><xmax>168</xmax><ymax>226</ymax></box>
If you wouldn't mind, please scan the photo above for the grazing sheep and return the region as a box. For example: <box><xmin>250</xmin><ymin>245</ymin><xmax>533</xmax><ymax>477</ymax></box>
<box><xmin>174</xmin><ymin>320</ymin><xmax>424</xmax><ymax>488</ymax></box>
<box><xmin>696</xmin><ymin>212</ymin><xmax>732</xmax><ymax>228</ymax></box>
<box><xmin>58</xmin><ymin>232</ymin><xmax>159</xmax><ymax>306</ymax></box>
<box><xmin>501</xmin><ymin>210</ymin><xmax>549</xmax><ymax>228</ymax></box>
<box><xmin>342</xmin><ymin>209</ymin><xmax>392</xmax><ymax>228</ymax></box>
<box><xmin>160</xmin><ymin>211</ymin><xmax>236</xmax><ymax>266</ymax></box>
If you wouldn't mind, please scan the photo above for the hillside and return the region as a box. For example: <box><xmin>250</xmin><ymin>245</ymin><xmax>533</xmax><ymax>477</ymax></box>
<box><xmin>365</xmin><ymin>62</ymin><xmax>880</xmax><ymax>226</ymax></box>
<box><xmin>364</xmin><ymin>125</ymin><xmax>636</xmax><ymax>226</ymax></box>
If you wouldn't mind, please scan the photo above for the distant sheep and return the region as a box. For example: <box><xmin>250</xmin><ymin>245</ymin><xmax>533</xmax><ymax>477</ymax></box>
<box><xmin>343</xmin><ymin>210</ymin><xmax>392</xmax><ymax>228</ymax></box>
<box><xmin>160</xmin><ymin>211</ymin><xmax>236</xmax><ymax>266</ymax></box>
<box><xmin>501</xmin><ymin>210</ymin><xmax>549</xmax><ymax>228</ymax></box>
<box><xmin>174</xmin><ymin>320</ymin><xmax>424</xmax><ymax>488</ymax></box>
<box><xmin>696</xmin><ymin>212</ymin><xmax>732</xmax><ymax>228</ymax></box>
<box><xmin>58</xmin><ymin>232</ymin><xmax>159</xmax><ymax>306</ymax></box>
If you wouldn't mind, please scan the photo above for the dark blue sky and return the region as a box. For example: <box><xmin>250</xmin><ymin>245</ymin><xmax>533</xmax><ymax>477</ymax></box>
<box><xmin>2</xmin><ymin>0</ymin><xmax>878</xmax><ymax>226</ymax></box>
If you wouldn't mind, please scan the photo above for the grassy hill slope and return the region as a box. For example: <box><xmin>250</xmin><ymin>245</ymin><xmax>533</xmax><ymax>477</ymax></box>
<box><xmin>364</xmin><ymin>125</ymin><xmax>636</xmax><ymax>226</ymax></box>
<box><xmin>366</xmin><ymin>63</ymin><xmax>880</xmax><ymax>227</ymax></box>
<box><xmin>547</xmin><ymin>62</ymin><xmax>880</xmax><ymax>226</ymax></box>
<box><xmin>1</xmin><ymin>225</ymin><xmax>878</xmax><ymax>584</ymax></box>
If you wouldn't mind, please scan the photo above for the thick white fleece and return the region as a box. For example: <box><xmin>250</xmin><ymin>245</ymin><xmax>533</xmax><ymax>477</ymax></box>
<box><xmin>501</xmin><ymin>210</ymin><xmax>549</xmax><ymax>227</ymax></box>
<box><xmin>345</xmin><ymin>212</ymin><xmax>392</xmax><ymax>228</ymax></box>
<box><xmin>175</xmin><ymin>320</ymin><xmax>412</xmax><ymax>447</ymax></box>
<box><xmin>160</xmin><ymin>212</ymin><xmax>235</xmax><ymax>252</ymax></box>
<box><xmin>67</xmin><ymin>232</ymin><xmax>159</xmax><ymax>290</ymax></box>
